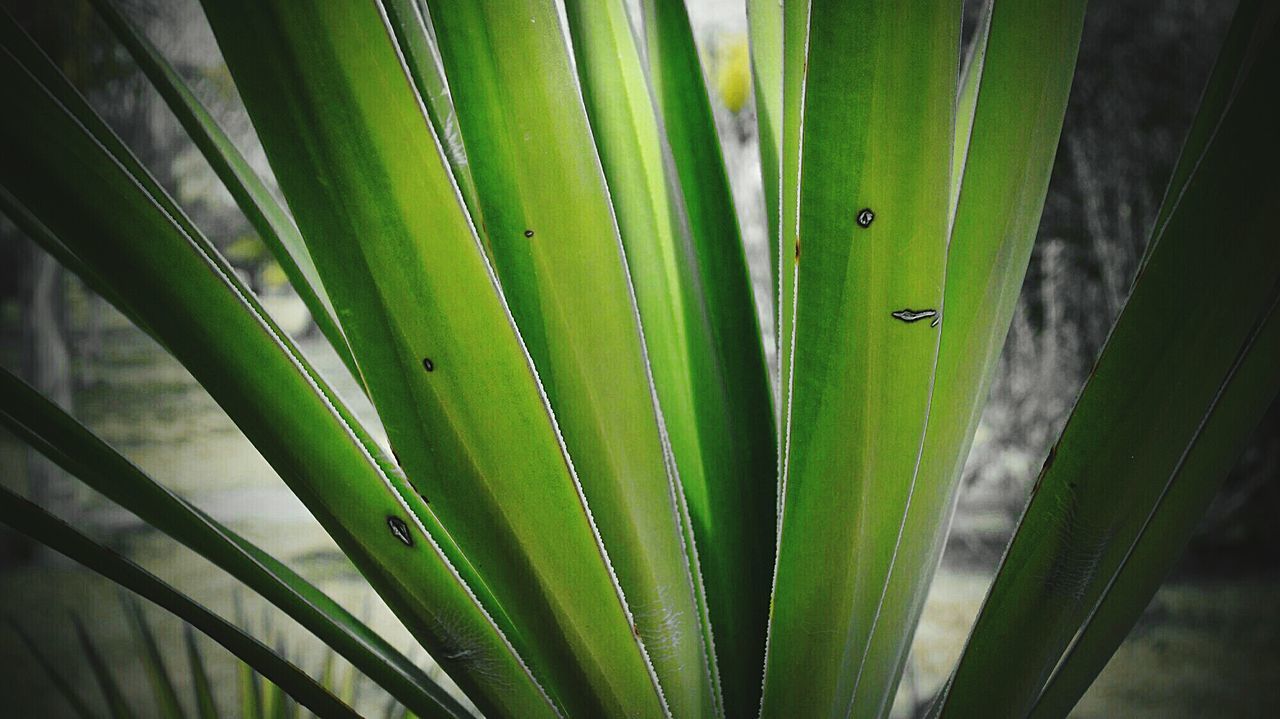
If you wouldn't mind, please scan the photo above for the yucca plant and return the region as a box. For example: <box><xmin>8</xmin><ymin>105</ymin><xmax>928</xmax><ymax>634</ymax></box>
<box><xmin>2</xmin><ymin>0</ymin><xmax>1277</xmax><ymax>716</ymax></box>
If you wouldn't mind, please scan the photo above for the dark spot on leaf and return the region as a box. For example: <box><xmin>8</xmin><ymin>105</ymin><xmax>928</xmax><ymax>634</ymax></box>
<box><xmin>422</xmin><ymin>357</ymin><xmax>434</xmax><ymax>372</ymax></box>
<box><xmin>856</xmin><ymin>208</ymin><xmax>875</xmax><ymax>228</ymax></box>
<box><xmin>891</xmin><ymin>308</ymin><xmax>938</xmax><ymax>323</ymax></box>
<box><xmin>524</xmin><ymin>229</ymin><xmax>534</xmax><ymax>238</ymax></box>
<box><xmin>793</xmin><ymin>237</ymin><xmax>801</xmax><ymax>261</ymax></box>
<box><xmin>387</xmin><ymin>516</ymin><xmax>414</xmax><ymax>547</ymax></box>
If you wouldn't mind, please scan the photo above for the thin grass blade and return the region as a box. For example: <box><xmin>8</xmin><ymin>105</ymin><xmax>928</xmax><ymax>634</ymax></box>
<box><xmin>73</xmin><ymin>617</ymin><xmax>133</xmax><ymax>719</ymax></box>
<box><xmin>183</xmin><ymin>625</ymin><xmax>220</xmax><ymax>719</ymax></box>
<box><xmin>8</xmin><ymin>621</ymin><xmax>100</xmax><ymax>719</ymax></box>
<box><xmin>123</xmin><ymin>595</ymin><xmax>188</xmax><ymax>719</ymax></box>
<box><xmin>238</xmin><ymin>660</ymin><xmax>263</xmax><ymax>719</ymax></box>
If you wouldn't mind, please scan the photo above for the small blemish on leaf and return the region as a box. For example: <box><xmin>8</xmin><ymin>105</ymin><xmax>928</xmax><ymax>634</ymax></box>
<box><xmin>856</xmin><ymin>208</ymin><xmax>875</xmax><ymax>228</ymax></box>
<box><xmin>422</xmin><ymin>357</ymin><xmax>435</xmax><ymax>372</ymax></box>
<box><xmin>524</xmin><ymin>229</ymin><xmax>534</xmax><ymax>238</ymax></box>
<box><xmin>387</xmin><ymin>516</ymin><xmax>414</xmax><ymax>547</ymax></box>
<box><xmin>891</xmin><ymin>308</ymin><xmax>938</xmax><ymax>323</ymax></box>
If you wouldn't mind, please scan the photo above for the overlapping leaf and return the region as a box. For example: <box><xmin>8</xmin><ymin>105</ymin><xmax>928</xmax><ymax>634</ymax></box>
<box><xmin>0</xmin><ymin>489</ymin><xmax>360</xmax><ymax>719</ymax></box>
<box><xmin>0</xmin><ymin>18</ymin><xmax>554</xmax><ymax>716</ymax></box>
<box><xmin>763</xmin><ymin>2</ymin><xmax>960</xmax><ymax>716</ymax></box>
<box><xmin>939</xmin><ymin>9</ymin><xmax>1280</xmax><ymax>715</ymax></box>
<box><xmin>198</xmin><ymin>1</ymin><xmax>675</xmax><ymax>715</ymax></box>
<box><xmin>0</xmin><ymin>367</ymin><xmax>466</xmax><ymax>719</ymax></box>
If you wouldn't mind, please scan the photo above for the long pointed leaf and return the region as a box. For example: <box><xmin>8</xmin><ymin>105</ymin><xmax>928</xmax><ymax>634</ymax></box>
<box><xmin>416</xmin><ymin>3</ymin><xmax>710</xmax><ymax>713</ymax></box>
<box><xmin>0</xmin><ymin>490</ymin><xmax>359</xmax><ymax>719</ymax></box>
<box><xmin>197</xmin><ymin>1</ymin><xmax>678</xmax><ymax>715</ymax></box>
<box><xmin>380</xmin><ymin>0</ymin><xmax>482</xmax><ymax>225</ymax></box>
<box><xmin>561</xmin><ymin>1</ymin><xmax>727</xmax><ymax>715</ymax></box>
<box><xmin>1030</xmin><ymin>282</ymin><xmax>1280</xmax><ymax>718</ymax></box>
<box><xmin>747</xmin><ymin>0</ymin><xmax>783</xmax><ymax>295</ymax></box>
<box><xmin>1141</xmin><ymin>0</ymin><xmax>1275</xmax><ymax>267</ymax></box>
<box><xmin>565</xmin><ymin>0</ymin><xmax>782</xmax><ymax>715</ymax></box>
<box><xmin>85</xmin><ymin>0</ymin><xmax>360</xmax><ymax>385</ymax></box>
<box><xmin>0</xmin><ymin>367</ymin><xmax>468</xmax><ymax>719</ymax></box>
<box><xmin>775</xmin><ymin>0</ymin><xmax>810</xmax><ymax>461</ymax></box>
<box><xmin>0</xmin><ymin>21</ymin><xmax>554</xmax><ymax>717</ymax></box>
<box><xmin>848</xmin><ymin>1</ymin><xmax>1087</xmax><ymax>716</ymax></box>
<box><xmin>762</xmin><ymin>2</ymin><xmax>961</xmax><ymax>716</ymax></box>
<box><xmin>632</xmin><ymin>1</ymin><xmax>780</xmax><ymax>714</ymax></box>
<box><xmin>939</xmin><ymin>13</ymin><xmax>1280</xmax><ymax>716</ymax></box>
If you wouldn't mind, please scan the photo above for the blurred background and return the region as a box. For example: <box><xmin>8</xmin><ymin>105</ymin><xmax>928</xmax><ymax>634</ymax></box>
<box><xmin>1</xmin><ymin>0</ymin><xmax>1277</xmax><ymax>716</ymax></box>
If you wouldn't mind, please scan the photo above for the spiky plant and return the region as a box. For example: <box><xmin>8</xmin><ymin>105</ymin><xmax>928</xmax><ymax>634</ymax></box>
<box><xmin>1</xmin><ymin>0</ymin><xmax>1277</xmax><ymax>717</ymax></box>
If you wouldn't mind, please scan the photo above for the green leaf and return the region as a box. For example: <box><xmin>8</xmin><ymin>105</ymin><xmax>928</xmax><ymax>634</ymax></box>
<box><xmin>183</xmin><ymin>625</ymin><xmax>221</xmax><ymax>719</ymax></box>
<box><xmin>8</xmin><ymin>621</ymin><xmax>100</xmax><ymax>719</ymax></box>
<box><xmin>0</xmin><ymin>367</ymin><xmax>467</xmax><ymax>719</ymax></box>
<box><xmin>747</xmin><ymin>0</ymin><xmax>783</xmax><ymax>294</ymax></box>
<box><xmin>1030</xmin><ymin>276</ymin><xmax>1280</xmax><ymax>719</ymax></box>
<box><xmin>197</xmin><ymin>1</ymin><xmax>677</xmax><ymax>715</ymax></box>
<box><xmin>73</xmin><ymin>617</ymin><xmax>133</xmax><ymax>719</ymax></box>
<box><xmin>124</xmin><ymin>595</ymin><xmax>188</xmax><ymax>719</ymax></box>
<box><xmin>568</xmin><ymin>0</ymin><xmax>788</xmax><ymax>715</ymax></box>
<box><xmin>560</xmin><ymin>0</ymin><xmax>725</xmax><ymax>715</ymax></box>
<box><xmin>0</xmin><ymin>490</ymin><xmax>359</xmax><ymax>718</ymax></box>
<box><xmin>238</xmin><ymin>657</ymin><xmax>263</xmax><ymax>719</ymax></box>
<box><xmin>84</xmin><ymin>0</ymin><xmax>360</xmax><ymax>386</ymax></box>
<box><xmin>380</xmin><ymin>0</ymin><xmax>482</xmax><ymax>224</ymax></box>
<box><xmin>775</xmin><ymin>0</ymin><xmax>810</xmax><ymax>449</ymax></box>
<box><xmin>0</xmin><ymin>20</ymin><xmax>553</xmax><ymax>717</ymax></box>
<box><xmin>261</xmin><ymin>643</ymin><xmax>286</xmax><ymax>719</ymax></box>
<box><xmin>939</xmin><ymin>12</ymin><xmax>1280</xmax><ymax>716</ymax></box>
<box><xmin>1142</xmin><ymin>0</ymin><xmax>1274</xmax><ymax>267</ymax></box>
<box><xmin>0</xmin><ymin>186</ymin><xmax>151</xmax><ymax>341</ymax></box>
<box><xmin>762</xmin><ymin>2</ymin><xmax>961</xmax><ymax>716</ymax></box>
<box><xmin>847</xmin><ymin>1</ymin><xmax>1087</xmax><ymax>715</ymax></box>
